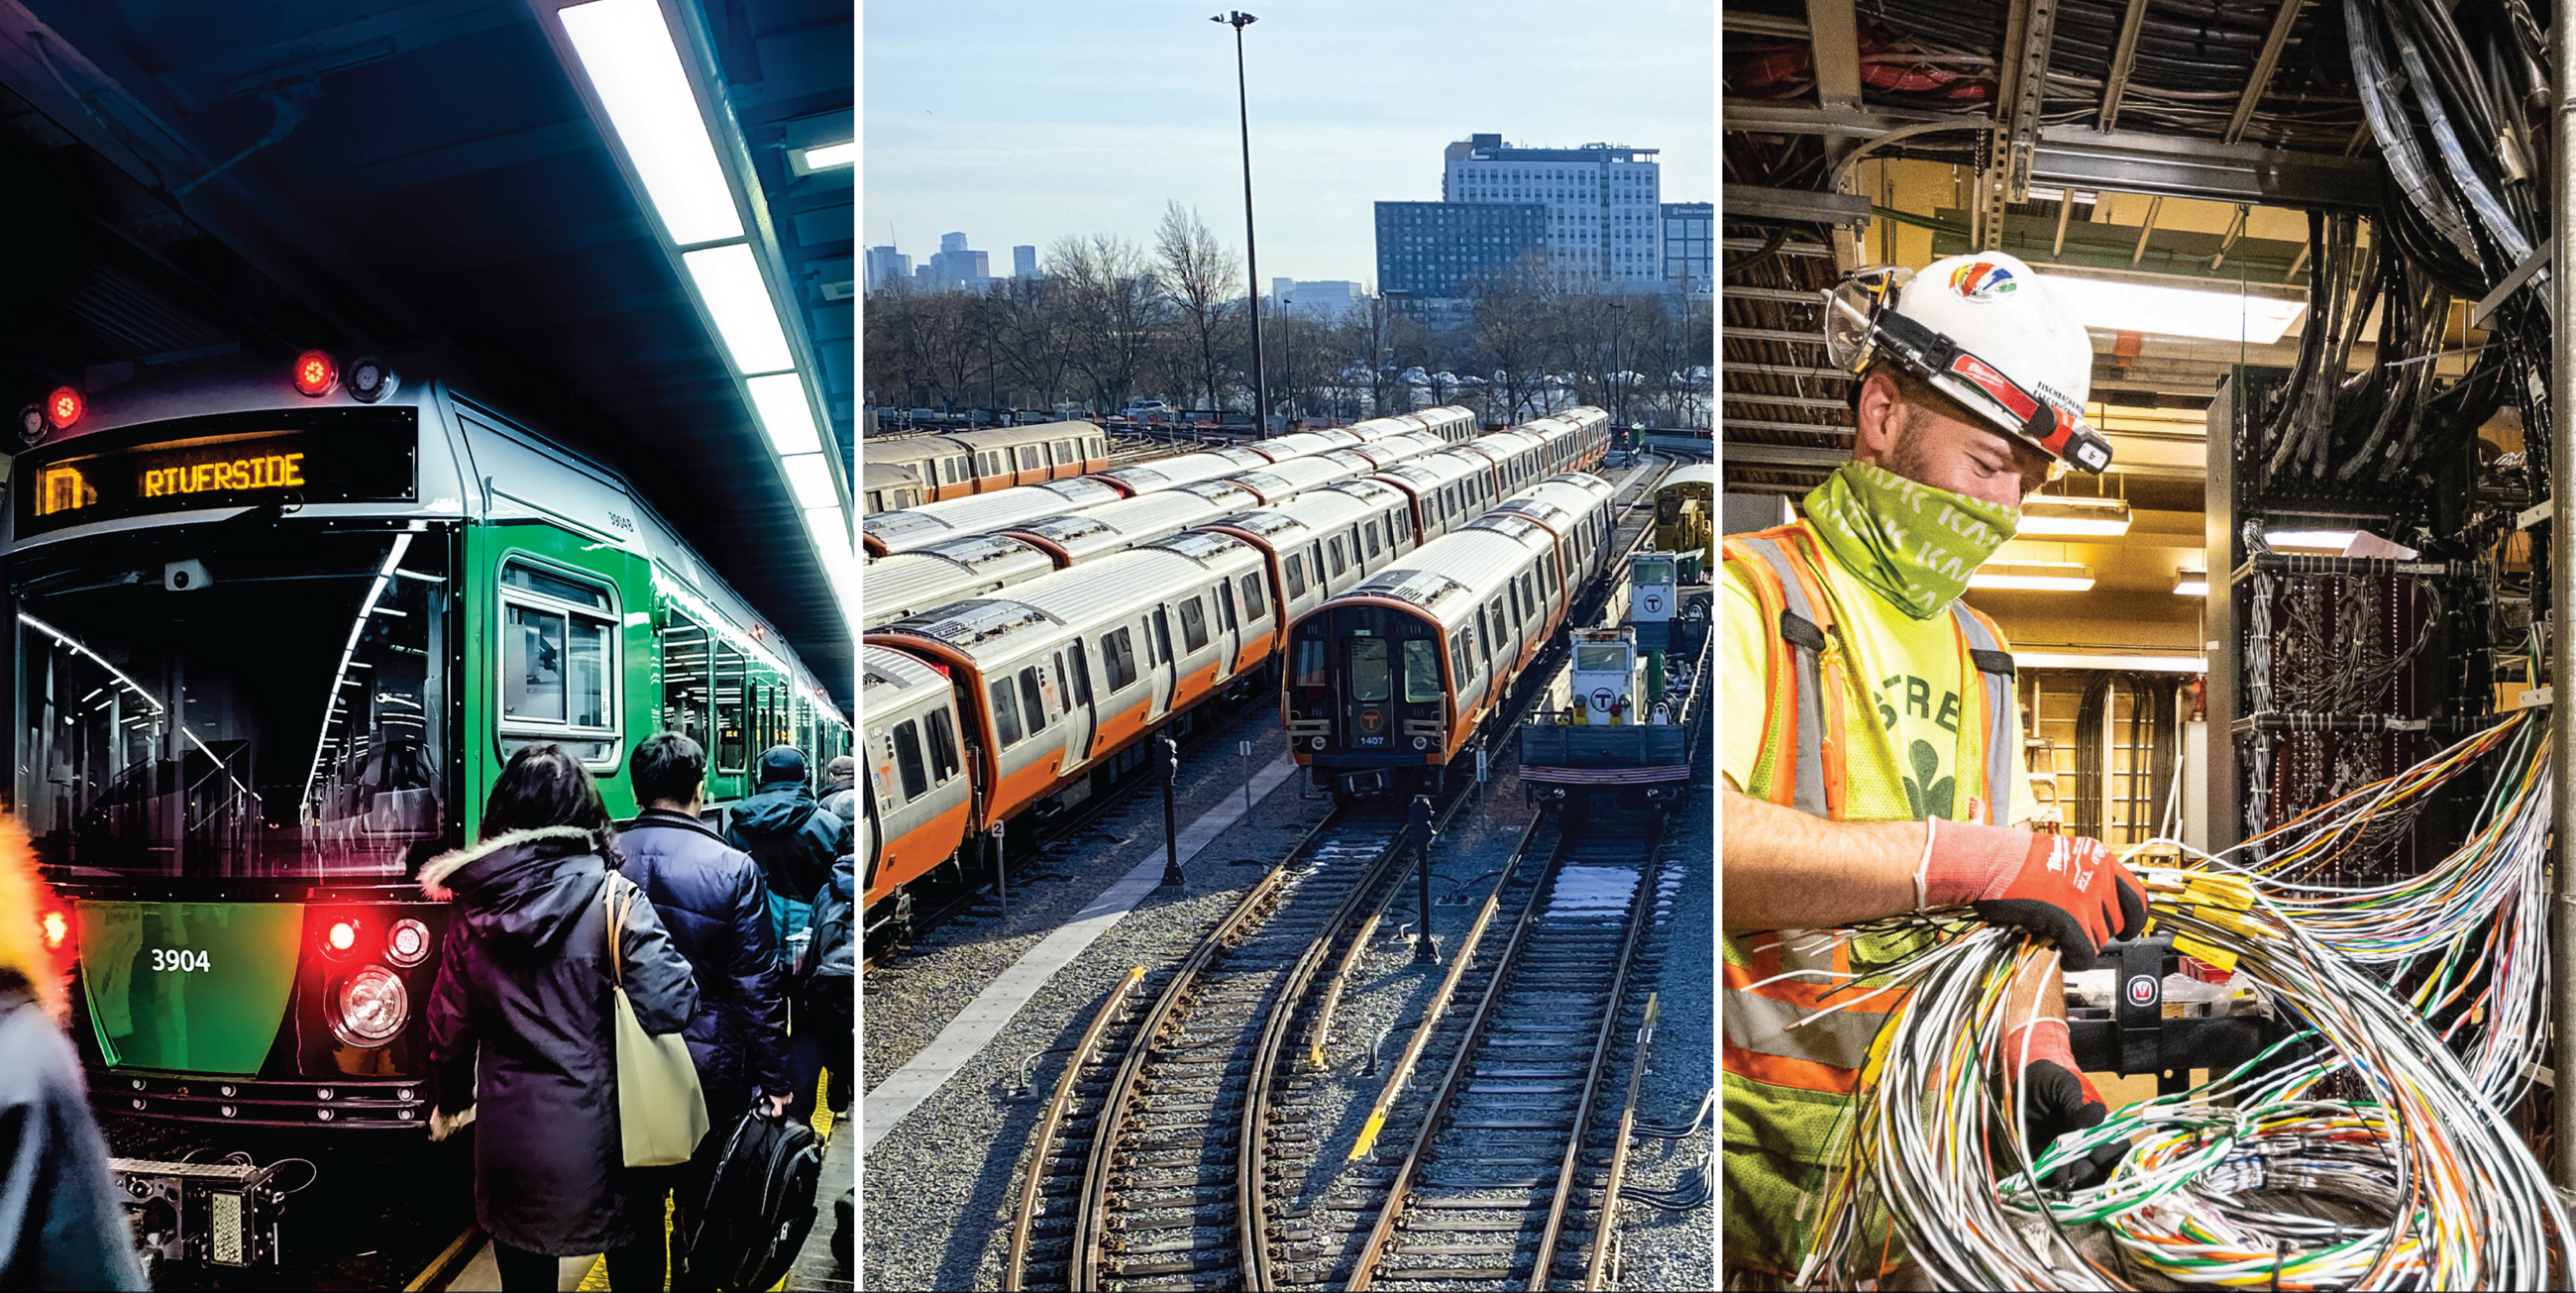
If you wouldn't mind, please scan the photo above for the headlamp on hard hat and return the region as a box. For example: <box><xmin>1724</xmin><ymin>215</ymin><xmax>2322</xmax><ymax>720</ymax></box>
<box><xmin>1821</xmin><ymin>265</ymin><xmax>2113</xmax><ymax>476</ymax></box>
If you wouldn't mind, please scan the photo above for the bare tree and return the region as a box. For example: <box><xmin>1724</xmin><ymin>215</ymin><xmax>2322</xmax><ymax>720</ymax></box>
<box><xmin>1047</xmin><ymin>233</ymin><xmax>1166</xmax><ymax>415</ymax></box>
<box><xmin>1154</xmin><ymin>201</ymin><xmax>1243</xmax><ymax>411</ymax></box>
<box><xmin>1467</xmin><ymin>259</ymin><xmax>1553</xmax><ymax>424</ymax></box>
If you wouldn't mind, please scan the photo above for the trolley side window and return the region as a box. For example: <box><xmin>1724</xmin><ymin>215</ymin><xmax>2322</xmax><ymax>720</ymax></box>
<box><xmin>499</xmin><ymin>559</ymin><xmax>621</xmax><ymax>766</ymax></box>
<box><xmin>893</xmin><ymin>721</ymin><xmax>929</xmax><ymax>799</ymax></box>
<box><xmin>715</xmin><ymin>642</ymin><xmax>747</xmax><ymax>772</ymax></box>
<box><xmin>990</xmin><ymin>679</ymin><xmax>1024</xmax><ymax>746</ymax></box>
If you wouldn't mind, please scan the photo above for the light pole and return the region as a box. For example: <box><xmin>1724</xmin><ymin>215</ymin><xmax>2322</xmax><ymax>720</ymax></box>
<box><xmin>1213</xmin><ymin>11</ymin><xmax>1270</xmax><ymax>437</ymax></box>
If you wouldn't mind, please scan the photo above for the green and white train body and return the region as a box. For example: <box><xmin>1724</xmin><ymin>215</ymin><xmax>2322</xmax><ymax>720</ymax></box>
<box><xmin>10</xmin><ymin>363</ymin><xmax>847</xmax><ymax>1129</ymax></box>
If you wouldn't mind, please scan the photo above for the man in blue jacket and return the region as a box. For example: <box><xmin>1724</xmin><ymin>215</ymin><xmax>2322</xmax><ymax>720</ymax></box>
<box><xmin>722</xmin><ymin>745</ymin><xmax>851</xmax><ymax>1124</ymax></box>
<box><xmin>619</xmin><ymin>732</ymin><xmax>794</xmax><ymax>1271</ymax></box>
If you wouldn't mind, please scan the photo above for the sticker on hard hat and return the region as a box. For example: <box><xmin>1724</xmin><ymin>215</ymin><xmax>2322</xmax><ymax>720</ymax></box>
<box><xmin>1949</xmin><ymin>261</ymin><xmax>2018</xmax><ymax>303</ymax></box>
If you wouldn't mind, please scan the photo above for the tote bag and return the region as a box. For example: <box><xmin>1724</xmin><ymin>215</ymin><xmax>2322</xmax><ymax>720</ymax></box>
<box><xmin>606</xmin><ymin>874</ymin><xmax>711</xmax><ymax>1167</ymax></box>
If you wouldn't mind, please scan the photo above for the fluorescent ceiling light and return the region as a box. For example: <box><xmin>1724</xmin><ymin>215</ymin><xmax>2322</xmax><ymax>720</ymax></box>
<box><xmin>558</xmin><ymin>0</ymin><xmax>743</xmax><ymax>247</ymax></box>
<box><xmin>791</xmin><ymin>141</ymin><xmax>855</xmax><ymax>173</ymax></box>
<box><xmin>747</xmin><ymin>373</ymin><xmax>823</xmax><ymax>456</ymax></box>
<box><xmin>782</xmin><ymin>453</ymin><xmax>839</xmax><ymax>510</ymax></box>
<box><xmin>2175</xmin><ymin>578</ymin><xmax>2209</xmax><ymax>596</ymax></box>
<box><xmin>684</xmin><ymin>244</ymin><xmax>796</xmax><ymax>375</ymax></box>
<box><xmin>2017</xmin><ymin>495</ymin><xmax>2131</xmax><ymax>539</ymax></box>
<box><xmin>2037</xmin><ymin>273</ymin><xmax>2308</xmax><ymax>345</ymax></box>
<box><xmin>1970</xmin><ymin>561</ymin><xmax>2095</xmax><ymax>593</ymax></box>
<box><xmin>2016</xmin><ymin>651</ymin><xmax>2208</xmax><ymax>674</ymax></box>
<box><xmin>2268</xmin><ymin>529</ymin><xmax>2361</xmax><ymax>552</ymax></box>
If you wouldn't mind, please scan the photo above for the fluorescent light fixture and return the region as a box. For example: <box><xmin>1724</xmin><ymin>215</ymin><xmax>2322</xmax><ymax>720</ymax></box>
<box><xmin>2037</xmin><ymin>272</ymin><xmax>2308</xmax><ymax>345</ymax></box>
<box><xmin>790</xmin><ymin>141</ymin><xmax>854</xmax><ymax>174</ymax></box>
<box><xmin>747</xmin><ymin>373</ymin><xmax>823</xmax><ymax>456</ymax></box>
<box><xmin>683</xmin><ymin>244</ymin><xmax>796</xmax><ymax>375</ymax></box>
<box><xmin>2017</xmin><ymin>495</ymin><xmax>2131</xmax><ymax>538</ymax></box>
<box><xmin>2016</xmin><ymin>651</ymin><xmax>2208</xmax><ymax>674</ymax></box>
<box><xmin>558</xmin><ymin>0</ymin><xmax>744</xmax><ymax>247</ymax></box>
<box><xmin>2175</xmin><ymin>578</ymin><xmax>2209</xmax><ymax>596</ymax></box>
<box><xmin>1969</xmin><ymin>561</ymin><xmax>2095</xmax><ymax>593</ymax></box>
<box><xmin>807</xmin><ymin>505</ymin><xmax>853</xmax><ymax>558</ymax></box>
<box><xmin>2267</xmin><ymin>528</ymin><xmax>2361</xmax><ymax>552</ymax></box>
<box><xmin>781</xmin><ymin>453</ymin><xmax>838</xmax><ymax>509</ymax></box>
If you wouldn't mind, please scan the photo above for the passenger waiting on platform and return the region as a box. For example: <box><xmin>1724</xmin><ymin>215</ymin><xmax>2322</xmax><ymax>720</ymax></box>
<box><xmin>0</xmin><ymin>817</ymin><xmax>147</xmax><ymax>1291</ymax></box>
<box><xmin>723</xmin><ymin>746</ymin><xmax>852</xmax><ymax>1124</ymax></box>
<box><xmin>617</xmin><ymin>733</ymin><xmax>794</xmax><ymax>1284</ymax></box>
<box><xmin>818</xmin><ymin>754</ymin><xmax>857</xmax><ymax>827</ymax></box>
<box><xmin>421</xmin><ymin>744</ymin><xmax>700</xmax><ymax>1292</ymax></box>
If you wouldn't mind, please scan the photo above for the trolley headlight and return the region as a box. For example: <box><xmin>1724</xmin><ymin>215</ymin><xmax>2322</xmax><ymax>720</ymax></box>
<box><xmin>333</xmin><ymin>966</ymin><xmax>408</xmax><ymax>1047</ymax></box>
<box><xmin>1311</xmin><ymin>736</ymin><xmax>1327</xmax><ymax>750</ymax></box>
<box><xmin>1412</xmin><ymin>736</ymin><xmax>1429</xmax><ymax>750</ymax></box>
<box><xmin>385</xmin><ymin>918</ymin><xmax>430</xmax><ymax>967</ymax></box>
<box><xmin>347</xmin><ymin>355</ymin><xmax>398</xmax><ymax>403</ymax></box>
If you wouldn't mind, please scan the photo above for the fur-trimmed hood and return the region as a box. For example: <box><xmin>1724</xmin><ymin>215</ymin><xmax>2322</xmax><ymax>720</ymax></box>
<box><xmin>418</xmin><ymin>826</ymin><xmax>601</xmax><ymax>900</ymax></box>
<box><xmin>418</xmin><ymin>826</ymin><xmax>613</xmax><ymax>955</ymax></box>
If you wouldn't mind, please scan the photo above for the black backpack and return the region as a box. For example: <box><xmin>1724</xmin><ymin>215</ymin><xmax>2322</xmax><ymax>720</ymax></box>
<box><xmin>682</xmin><ymin>1106</ymin><xmax>823</xmax><ymax>1290</ymax></box>
<box><xmin>795</xmin><ymin>857</ymin><xmax>855</xmax><ymax>1006</ymax></box>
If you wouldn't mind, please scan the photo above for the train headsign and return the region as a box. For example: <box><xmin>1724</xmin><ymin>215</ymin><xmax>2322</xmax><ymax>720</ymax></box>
<box><xmin>18</xmin><ymin>407</ymin><xmax>418</xmax><ymax>536</ymax></box>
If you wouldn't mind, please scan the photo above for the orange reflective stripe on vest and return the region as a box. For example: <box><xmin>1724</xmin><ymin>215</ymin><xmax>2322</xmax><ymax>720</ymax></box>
<box><xmin>1722</xmin><ymin>524</ymin><xmax>2020</xmax><ymax>1094</ymax></box>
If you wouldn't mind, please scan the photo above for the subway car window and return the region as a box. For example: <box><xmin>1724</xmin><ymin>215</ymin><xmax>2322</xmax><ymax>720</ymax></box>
<box><xmin>1105</xmin><ymin>629</ymin><xmax>1138</xmax><ymax>690</ymax></box>
<box><xmin>1018</xmin><ymin>666</ymin><xmax>1048</xmax><ymax>732</ymax></box>
<box><xmin>926</xmin><ymin>709</ymin><xmax>962</xmax><ymax>782</ymax></box>
<box><xmin>1179</xmin><ymin>598</ymin><xmax>1209</xmax><ymax>652</ymax></box>
<box><xmin>989</xmin><ymin>679</ymin><xmax>1023</xmax><ymax>746</ymax></box>
<box><xmin>894</xmin><ymin>721</ymin><xmax>928</xmax><ymax>799</ymax></box>
<box><xmin>1349</xmin><ymin>637</ymin><xmax>1390</xmax><ymax>703</ymax></box>
<box><xmin>1403</xmin><ymin>639</ymin><xmax>1442</xmax><ymax>702</ymax></box>
<box><xmin>1240</xmin><ymin>574</ymin><xmax>1266</xmax><ymax>620</ymax></box>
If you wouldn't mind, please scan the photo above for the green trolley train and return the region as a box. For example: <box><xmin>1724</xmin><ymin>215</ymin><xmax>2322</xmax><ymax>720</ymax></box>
<box><xmin>13</xmin><ymin>354</ymin><xmax>848</xmax><ymax>1131</ymax></box>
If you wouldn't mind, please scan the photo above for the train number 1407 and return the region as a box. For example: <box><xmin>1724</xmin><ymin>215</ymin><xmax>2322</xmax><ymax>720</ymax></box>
<box><xmin>150</xmin><ymin>948</ymin><xmax>212</xmax><ymax>973</ymax></box>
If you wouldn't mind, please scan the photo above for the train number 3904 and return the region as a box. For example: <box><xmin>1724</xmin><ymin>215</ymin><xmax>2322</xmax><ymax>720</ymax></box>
<box><xmin>149</xmin><ymin>948</ymin><xmax>213</xmax><ymax>973</ymax></box>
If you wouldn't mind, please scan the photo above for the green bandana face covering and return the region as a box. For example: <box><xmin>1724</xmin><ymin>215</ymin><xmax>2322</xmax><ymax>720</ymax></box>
<box><xmin>1802</xmin><ymin>462</ymin><xmax>2017</xmax><ymax>619</ymax></box>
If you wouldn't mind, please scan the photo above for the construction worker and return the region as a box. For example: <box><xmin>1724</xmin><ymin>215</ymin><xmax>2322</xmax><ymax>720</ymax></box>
<box><xmin>1721</xmin><ymin>252</ymin><xmax>2146</xmax><ymax>1287</ymax></box>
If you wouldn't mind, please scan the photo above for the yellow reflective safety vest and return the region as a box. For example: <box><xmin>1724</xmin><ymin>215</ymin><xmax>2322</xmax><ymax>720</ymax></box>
<box><xmin>1721</xmin><ymin>522</ymin><xmax>2020</xmax><ymax>1277</ymax></box>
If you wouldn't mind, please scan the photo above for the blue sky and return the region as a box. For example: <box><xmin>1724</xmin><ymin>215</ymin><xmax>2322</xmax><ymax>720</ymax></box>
<box><xmin>862</xmin><ymin>0</ymin><xmax>1714</xmax><ymax>288</ymax></box>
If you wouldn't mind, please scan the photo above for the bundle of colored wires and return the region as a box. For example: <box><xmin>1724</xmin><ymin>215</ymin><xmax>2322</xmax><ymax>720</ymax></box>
<box><xmin>2159</xmin><ymin>712</ymin><xmax>2550</xmax><ymax>1105</ymax></box>
<box><xmin>1796</xmin><ymin>892</ymin><xmax>2573</xmax><ymax>1289</ymax></box>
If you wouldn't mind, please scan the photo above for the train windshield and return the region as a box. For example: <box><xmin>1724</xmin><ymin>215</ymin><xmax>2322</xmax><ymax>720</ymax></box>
<box><xmin>17</xmin><ymin>527</ymin><xmax>453</xmax><ymax>881</ymax></box>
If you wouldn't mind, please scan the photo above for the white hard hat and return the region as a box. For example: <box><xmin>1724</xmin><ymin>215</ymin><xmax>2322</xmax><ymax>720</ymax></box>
<box><xmin>1822</xmin><ymin>252</ymin><xmax>2110</xmax><ymax>474</ymax></box>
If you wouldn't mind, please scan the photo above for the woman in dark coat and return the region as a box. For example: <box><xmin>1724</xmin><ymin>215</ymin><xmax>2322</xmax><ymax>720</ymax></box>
<box><xmin>0</xmin><ymin>815</ymin><xmax>147</xmax><ymax>1291</ymax></box>
<box><xmin>421</xmin><ymin>744</ymin><xmax>699</xmax><ymax>1291</ymax></box>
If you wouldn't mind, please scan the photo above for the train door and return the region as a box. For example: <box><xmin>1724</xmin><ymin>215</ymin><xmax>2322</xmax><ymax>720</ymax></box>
<box><xmin>1214</xmin><ymin>581</ymin><xmax>1240</xmax><ymax>679</ymax></box>
<box><xmin>1051</xmin><ymin>645</ymin><xmax>1094</xmax><ymax>773</ymax></box>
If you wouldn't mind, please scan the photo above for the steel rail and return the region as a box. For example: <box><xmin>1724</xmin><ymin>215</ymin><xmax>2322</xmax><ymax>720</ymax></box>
<box><xmin>1004</xmin><ymin>965</ymin><xmax>1146</xmax><ymax>1292</ymax></box>
<box><xmin>1581</xmin><ymin>993</ymin><xmax>1660</xmax><ymax>1291</ymax></box>
<box><xmin>1061</xmin><ymin>805</ymin><xmax>1342</xmax><ymax>1292</ymax></box>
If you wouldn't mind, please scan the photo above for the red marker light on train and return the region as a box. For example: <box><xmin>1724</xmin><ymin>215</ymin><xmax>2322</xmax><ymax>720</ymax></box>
<box><xmin>46</xmin><ymin>386</ymin><xmax>82</xmax><ymax>429</ymax></box>
<box><xmin>293</xmin><ymin>351</ymin><xmax>338</xmax><ymax>397</ymax></box>
<box><xmin>327</xmin><ymin>919</ymin><xmax>357</xmax><ymax>952</ymax></box>
<box><xmin>40</xmin><ymin>910</ymin><xmax>67</xmax><ymax>950</ymax></box>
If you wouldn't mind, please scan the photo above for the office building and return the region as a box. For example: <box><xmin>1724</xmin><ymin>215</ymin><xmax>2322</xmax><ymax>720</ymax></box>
<box><xmin>865</xmin><ymin>245</ymin><xmax>912</xmax><ymax>292</ymax></box>
<box><xmin>911</xmin><ymin>232</ymin><xmax>992</xmax><ymax>292</ymax></box>
<box><xmin>1442</xmin><ymin>134</ymin><xmax>1663</xmax><ymax>288</ymax></box>
<box><xmin>1374</xmin><ymin>201</ymin><xmax>1548</xmax><ymax>299</ymax></box>
<box><xmin>1662</xmin><ymin>201</ymin><xmax>1713</xmax><ymax>298</ymax></box>
<box><xmin>1015</xmin><ymin>245</ymin><xmax>1038</xmax><ymax>277</ymax></box>
<box><xmin>1271</xmin><ymin>278</ymin><xmax>1366</xmax><ymax>323</ymax></box>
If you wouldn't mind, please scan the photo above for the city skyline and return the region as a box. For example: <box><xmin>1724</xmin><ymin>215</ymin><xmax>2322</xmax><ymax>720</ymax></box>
<box><xmin>862</xmin><ymin>0</ymin><xmax>1713</xmax><ymax>288</ymax></box>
